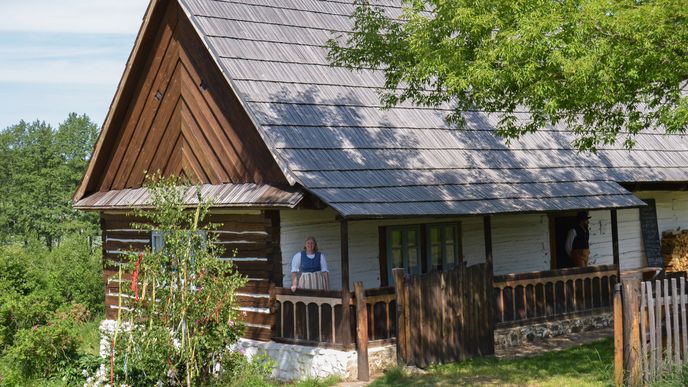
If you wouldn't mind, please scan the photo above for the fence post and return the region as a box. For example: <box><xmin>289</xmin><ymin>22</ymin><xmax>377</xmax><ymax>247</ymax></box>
<box><xmin>354</xmin><ymin>282</ymin><xmax>369</xmax><ymax>381</ymax></box>
<box><xmin>622</xmin><ymin>279</ymin><xmax>642</xmax><ymax>386</ymax></box>
<box><xmin>614</xmin><ymin>283</ymin><xmax>624</xmax><ymax>387</ymax></box>
<box><xmin>392</xmin><ymin>268</ymin><xmax>407</xmax><ymax>364</ymax></box>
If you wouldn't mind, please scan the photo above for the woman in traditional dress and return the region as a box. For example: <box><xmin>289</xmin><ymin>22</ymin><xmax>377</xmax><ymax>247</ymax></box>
<box><xmin>290</xmin><ymin>236</ymin><xmax>329</xmax><ymax>291</ymax></box>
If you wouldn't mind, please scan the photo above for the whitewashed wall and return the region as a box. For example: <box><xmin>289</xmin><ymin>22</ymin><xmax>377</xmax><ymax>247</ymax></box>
<box><xmin>491</xmin><ymin>213</ymin><xmax>550</xmax><ymax>274</ymax></box>
<box><xmin>589</xmin><ymin>208</ymin><xmax>645</xmax><ymax>270</ymax></box>
<box><xmin>635</xmin><ymin>191</ymin><xmax>688</xmax><ymax>234</ymax></box>
<box><xmin>280</xmin><ymin>210</ymin><xmax>584</xmax><ymax>289</ymax></box>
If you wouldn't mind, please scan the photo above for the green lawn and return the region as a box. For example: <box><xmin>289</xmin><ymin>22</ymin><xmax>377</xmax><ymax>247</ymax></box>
<box><xmin>370</xmin><ymin>339</ymin><xmax>614</xmax><ymax>386</ymax></box>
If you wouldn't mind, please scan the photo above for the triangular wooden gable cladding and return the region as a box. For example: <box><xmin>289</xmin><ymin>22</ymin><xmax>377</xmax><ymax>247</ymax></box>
<box><xmin>88</xmin><ymin>0</ymin><xmax>286</xmax><ymax>195</ymax></box>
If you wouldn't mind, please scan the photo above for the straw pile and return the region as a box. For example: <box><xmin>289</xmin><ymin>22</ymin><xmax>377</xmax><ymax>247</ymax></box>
<box><xmin>663</xmin><ymin>230</ymin><xmax>688</xmax><ymax>272</ymax></box>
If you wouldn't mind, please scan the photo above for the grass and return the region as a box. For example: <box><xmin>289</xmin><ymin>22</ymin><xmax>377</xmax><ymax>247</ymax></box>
<box><xmin>371</xmin><ymin>338</ymin><xmax>614</xmax><ymax>386</ymax></box>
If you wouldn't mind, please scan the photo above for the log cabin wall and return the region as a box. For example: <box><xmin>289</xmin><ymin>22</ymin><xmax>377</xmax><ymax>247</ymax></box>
<box><xmin>101</xmin><ymin>210</ymin><xmax>281</xmax><ymax>341</ymax></box>
<box><xmin>85</xmin><ymin>0</ymin><xmax>286</xmax><ymax>195</ymax></box>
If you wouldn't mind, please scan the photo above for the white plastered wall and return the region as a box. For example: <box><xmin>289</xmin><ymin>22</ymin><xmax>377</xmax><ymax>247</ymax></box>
<box><xmin>588</xmin><ymin>208</ymin><xmax>645</xmax><ymax>270</ymax></box>
<box><xmin>280</xmin><ymin>209</ymin><xmax>577</xmax><ymax>289</ymax></box>
<box><xmin>632</xmin><ymin>191</ymin><xmax>688</xmax><ymax>267</ymax></box>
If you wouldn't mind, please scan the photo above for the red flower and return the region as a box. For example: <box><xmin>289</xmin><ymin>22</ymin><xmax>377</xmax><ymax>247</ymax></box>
<box><xmin>131</xmin><ymin>253</ymin><xmax>144</xmax><ymax>301</ymax></box>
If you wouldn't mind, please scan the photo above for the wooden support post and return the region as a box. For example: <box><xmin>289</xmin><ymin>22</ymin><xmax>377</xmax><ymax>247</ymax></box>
<box><xmin>483</xmin><ymin>215</ymin><xmax>493</xmax><ymax>267</ymax></box>
<box><xmin>622</xmin><ymin>279</ymin><xmax>642</xmax><ymax>386</ymax></box>
<box><xmin>611</xmin><ymin>209</ymin><xmax>620</xmax><ymax>267</ymax></box>
<box><xmin>340</xmin><ymin>219</ymin><xmax>352</xmax><ymax>347</ymax></box>
<box><xmin>614</xmin><ymin>283</ymin><xmax>624</xmax><ymax>387</ymax></box>
<box><xmin>354</xmin><ymin>282</ymin><xmax>369</xmax><ymax>381</ymax></box>
<box><xmin>392</xmin><ymin>268</ymin><xmax>408</xmax><ymax>364</ymax></box>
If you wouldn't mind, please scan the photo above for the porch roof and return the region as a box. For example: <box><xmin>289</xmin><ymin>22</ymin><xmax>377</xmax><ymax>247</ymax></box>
<box><xmin>176</xmin><ymin>0</ymin><xmax>681</xmax><ymax>218</ymax></box>
<box><xmin>73</xmin><ymin>183</ymin><xmax>304</xmax><ymax>210</ymax></box>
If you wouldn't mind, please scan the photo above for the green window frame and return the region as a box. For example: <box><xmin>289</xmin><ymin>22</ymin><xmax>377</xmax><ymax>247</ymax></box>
<box><xmin>426</xmin><ymin>223</ymin><xmax>460</xmax><ymax>272</ymax></box>
<box><xmin>386</xmin><ymin>225</ymin><xmax>421</xmax><ymax>284</ymax></box>
<box><xmin>383</xmin><ymin>222</ymin><xmax>462</xmax><ymax>285</ymax></box>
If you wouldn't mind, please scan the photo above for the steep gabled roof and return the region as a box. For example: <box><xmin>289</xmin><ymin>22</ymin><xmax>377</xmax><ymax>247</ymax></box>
<box><xmin>74</xmin><ymin>0</ymin><xmax>298</xmax><ymax>209</ymax></box>
<box><xmin>80</xmin><ymin>0</ymin><xmax>688</xmax><ymax>217</ymax></box>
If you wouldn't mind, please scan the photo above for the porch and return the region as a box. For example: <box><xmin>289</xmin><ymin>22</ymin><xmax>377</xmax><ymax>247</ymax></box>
<box><xmin>264</xmin><ymin>264</ymin><xmax>620</xmax><ymax>377</ymax></box>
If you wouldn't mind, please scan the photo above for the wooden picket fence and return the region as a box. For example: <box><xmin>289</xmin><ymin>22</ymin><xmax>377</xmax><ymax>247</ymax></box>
<box><xmin>615</xmin><ymin>275</ymin><xmax>688</xmax><ymax>386</ymax></box>
<box><xmin>639</xmin><ymin>277</ymin><xmax>688</xmax><ymax>384</ymax></box>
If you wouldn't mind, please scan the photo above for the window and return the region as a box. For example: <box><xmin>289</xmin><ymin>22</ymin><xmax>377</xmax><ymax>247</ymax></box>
<box><xmin>151</xmin><ymin>230</ymin><xmax>208</xmax><ymax>254</ymax></box>
<box><xmin>383</xmin><ymin>222</ymin><xmax>461</xmax><ymax>285</ymax></box>
<box><xmin>387</xmin><ymin>226</ymin><xmax>421</xmax><ymax>283</ymax></box>
<box><xmin>427</xmin><ymin>223</ymin><xmax>459</xmax><ymax>272</ymax></box>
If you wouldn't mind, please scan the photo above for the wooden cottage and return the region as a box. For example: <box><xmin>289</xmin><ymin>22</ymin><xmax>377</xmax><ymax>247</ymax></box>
<box><xmin>74</xmin><ymin>0</ymin><xmax>688</xmax><ymax>380</ymax></box>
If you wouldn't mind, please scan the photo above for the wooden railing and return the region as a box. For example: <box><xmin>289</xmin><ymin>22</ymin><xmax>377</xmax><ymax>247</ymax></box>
<box><xmin>363</xmin><ymin>287</ymin><xmax>396</xmax><ymax>345</ymax></box>
<box><xmin>271</xmin><ymin>286</ymin><xmax>396</xmax><ymax>349</ymax></box>
<box><xmin>272</xmin><ymin>288</ymin><xmax>354</xmax><ymax>349</ymax></box>
<box><xmin>493</xmin><ymin>265</ymin><xmax>619</xmax><ymax>326</ymax></box>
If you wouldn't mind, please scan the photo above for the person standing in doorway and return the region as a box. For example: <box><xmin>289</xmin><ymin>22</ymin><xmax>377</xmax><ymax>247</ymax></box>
<box><xmin>566</xmin><ymin>211</ymin><xmax>591</xmax><ymax>267</ymax></box>
<box><xmin>290</xmin><ymin>236</ymin><xmax>329</xmax><ymax>291</ymax></box>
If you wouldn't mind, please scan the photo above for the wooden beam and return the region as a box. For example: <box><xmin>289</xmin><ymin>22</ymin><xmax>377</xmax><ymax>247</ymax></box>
<box><xmin>340</xmin><ymin>219</ymin><xmax>352</xmax><ymax>346</ymax></box>
<box><xmin>611</xmin><ymin>209</ymin><xmax>620</xmax><ymax>267</ymax></box>
<box><xmin>622</xmin><ymin>279</ymin><xmax>641</xmax><ymax>386</ymax></box>
<box><xmin>354</xmin><ymin>282</ymin><xmax>369</xmax><ymax>381</ymax></box>
<box><xmin>613</xmin><ymin>283</ymin><xmax>624</xmax><ymax>387</ymax></box>
<box><xmin>392</xmin><ymin>268</ymin><xmax>408</xmax><ymax>364</ymax></box>
<box><xmin>483</xmin><ymin>215</ymin><xmax>493</xmax><ymax>266</ymax></box>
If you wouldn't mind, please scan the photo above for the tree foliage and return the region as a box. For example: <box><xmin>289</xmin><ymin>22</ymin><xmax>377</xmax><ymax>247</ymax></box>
<box><xmin>327</xmin><ymin>0</ymin><xmax>688</xmax><ymax>151</ymax></box>
<box><xmin>0</xmin><ymin>113</ymin><xmax>99</xmax><ymax>246</ymax></box>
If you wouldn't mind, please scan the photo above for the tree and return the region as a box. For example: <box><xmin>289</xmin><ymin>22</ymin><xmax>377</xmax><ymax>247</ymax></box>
<box><xmin>0</xmin><ymin>114</ymin><xmax>99</xmax><ymax>247</ymax></box>
<box><xmin>327</xmin><ymin>0</ymin><xmax>688</xmax><ymax>151</ymax></box>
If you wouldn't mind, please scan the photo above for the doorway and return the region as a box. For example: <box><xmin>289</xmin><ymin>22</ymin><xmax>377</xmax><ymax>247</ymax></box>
<box><xmin>551</xmin><ymin>214</ymin><xmax>579</xmax><ymax>269</ymax></box>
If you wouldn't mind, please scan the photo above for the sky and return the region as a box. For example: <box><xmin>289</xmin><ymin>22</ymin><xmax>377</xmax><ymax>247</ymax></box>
<box><xmin>0</xmin><ymin>0</ymin><xmax>150</xmax><ymax>130</ymax></box>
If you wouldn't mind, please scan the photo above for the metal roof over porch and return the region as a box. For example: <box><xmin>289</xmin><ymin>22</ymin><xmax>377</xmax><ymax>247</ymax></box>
<box><xmin>73</xmin><ymin>183</ymin><xmax>304</xmax><ymax>210</ymax></box>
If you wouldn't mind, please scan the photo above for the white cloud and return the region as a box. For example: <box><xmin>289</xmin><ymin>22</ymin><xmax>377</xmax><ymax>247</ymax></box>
<box><xmin>0</xmin><ymin>0</ymin><xmax>149</xmax><ymax>34</ymax></box>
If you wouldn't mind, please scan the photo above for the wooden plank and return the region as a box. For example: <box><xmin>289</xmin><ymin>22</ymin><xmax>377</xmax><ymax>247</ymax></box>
<box><xmin>440</xmin><ymin>272</ymin><xmax>449</xmax><ymax>363</ymax></box>
<box><xmin>100</xmin><ymin>5</ymin><xmax>179</xmax><ymax>190</ymax></box>
<box><xmin>243</xmin><ymin>326</ymin><xmax>272</xmax><ymax>341</ymax></box>
<box><xmin>354</xmin><ymin>282</ymin><xmax>369</xmax><ymax>382</ymax></box>
<box><xmin>179</xmin><ymin>64</ymin><xmax>243</xmax><ymax>181</ymax></box>
<box><xmin>640</xmin><ymin>281</ymin><xmax>648</xmax><ymax>384</ymax></box>
<box><xmin>392</xmin><ymin>268</ymin><xmax>408</xmax><ymax>364</ymax></box>
<box><xmin>647</xmin><ymin>282</ymin><xmax>657</xmax><ymax>382</ymax></box>
<box><xmin>175</xmin><ymin>15</ymin><xmax>285</xmax><ymax>183</ymax></box>
<box><xmin>672</xmin><ymin>278</ymin><xmax>680</xmax><ymax>367</ymax></box>
<box><xmin>664</xmin><ymin>279</ymin><xmax>673</xmax><ymax>369</ymax></box>
<box><xmin>340</xmin><ymin>220</ymin><xmax>352</xmax><ymax>347</ymax></box>
<box><xmin>125</xmin><ymin>65</ymin><xmax>183</xmax><ymax>187</ymax></box>
<box><xmin>655</xmin><ymin>280</ymin><xmax>663</xmax><ymax>373</ymax></box>
<box><xmin>457</xmin><ymin>263</ymin><xmax>466</xmax><ymax>360</ymax></box>
<box><xmin>622</xmin><ymin>279</ymin><xmax>641</xmax><ymax>386</ymax></box>
<box><xmin>681</xmin><ymin>277</ymin><xmax>687</xmax><ymax>363</ymax></box>
<box><xmin>613</xmin><ymin>283</ymin><xmax>624</xmax><ymax>387</ymax></box>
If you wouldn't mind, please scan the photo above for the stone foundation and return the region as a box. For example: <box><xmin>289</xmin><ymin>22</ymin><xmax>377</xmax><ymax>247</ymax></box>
<box><xmin>235</xmin><ymin>339</ymin><xmax>396</xmax><ymax>381</ymax></box>
<box><xmin>494</xmin><ymin>313</ymin><xmax>613</xmax><ymax>351</ymax></box>
<box><xmin>99</xmin><ymin>320</ymin><xmax>396</xmax><ymax>382</ymax></box>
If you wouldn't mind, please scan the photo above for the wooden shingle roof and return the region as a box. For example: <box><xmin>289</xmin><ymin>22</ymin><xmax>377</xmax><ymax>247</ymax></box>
<box><xmin>83</xmin><ymin>0</ymin><xmax>688</xmax><ymax>216</ymax></box>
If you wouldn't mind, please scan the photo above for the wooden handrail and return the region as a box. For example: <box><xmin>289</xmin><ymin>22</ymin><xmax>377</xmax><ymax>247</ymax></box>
<box><xmin>494</xmin><ymin>267</ymin><xmax>618</xmax><ymax>290</ymax></box>
<box><xmin>493</xmin><ymin>264</ymin><xmax>619</xmax><ymax>326</ymax></box>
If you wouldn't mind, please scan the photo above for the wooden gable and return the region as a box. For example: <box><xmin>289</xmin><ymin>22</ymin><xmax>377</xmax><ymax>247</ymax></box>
<box><xmin>75</xmin><ymin>0</ymin><xmax>287</xmax><ymax>200</ymax></box>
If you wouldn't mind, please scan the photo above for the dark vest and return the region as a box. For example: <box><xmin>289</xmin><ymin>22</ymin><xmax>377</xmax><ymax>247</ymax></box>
<box><xmin>300</xmin><ymin>251</ymin><xmax>322</xmax><ymax>273</ymax></box>
<box><xmin>572</xmin><ymin>224</ymin><xmax>590</xmax><ymax>250</ymax></box>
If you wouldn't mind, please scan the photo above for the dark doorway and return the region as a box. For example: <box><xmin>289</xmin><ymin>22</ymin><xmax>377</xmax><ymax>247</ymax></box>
<box><xmin>552</xmin><ymin>214</ymin><xmax>579</xmax><ymax>269</ymax></box>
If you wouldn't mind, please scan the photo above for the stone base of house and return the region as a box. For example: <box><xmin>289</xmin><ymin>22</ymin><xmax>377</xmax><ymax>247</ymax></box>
<box><xmin>99</xmin><ymin>320</ymin><xmax>396</xmax><ymax>382</ymax></box>
<box><xmin>494</xmin><ymin>313</ymin><xmax>613</xmax><ymax>351</ymax></box>
<box><xmin>235</xmin><ymin>339</ymin><xmax>396</xmax><ymax>381</ymax></box>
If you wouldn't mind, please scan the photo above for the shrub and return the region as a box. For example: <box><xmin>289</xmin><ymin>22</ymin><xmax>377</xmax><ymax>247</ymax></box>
<box><xmin>2</xmin><ymin>316</ymin><xmax>81</xmax><ymax>380</ymax></box>
<box><xmin>109</xmin><ymin>176</ymin><xmax>247</xmax><ymax>386</ymax></box>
